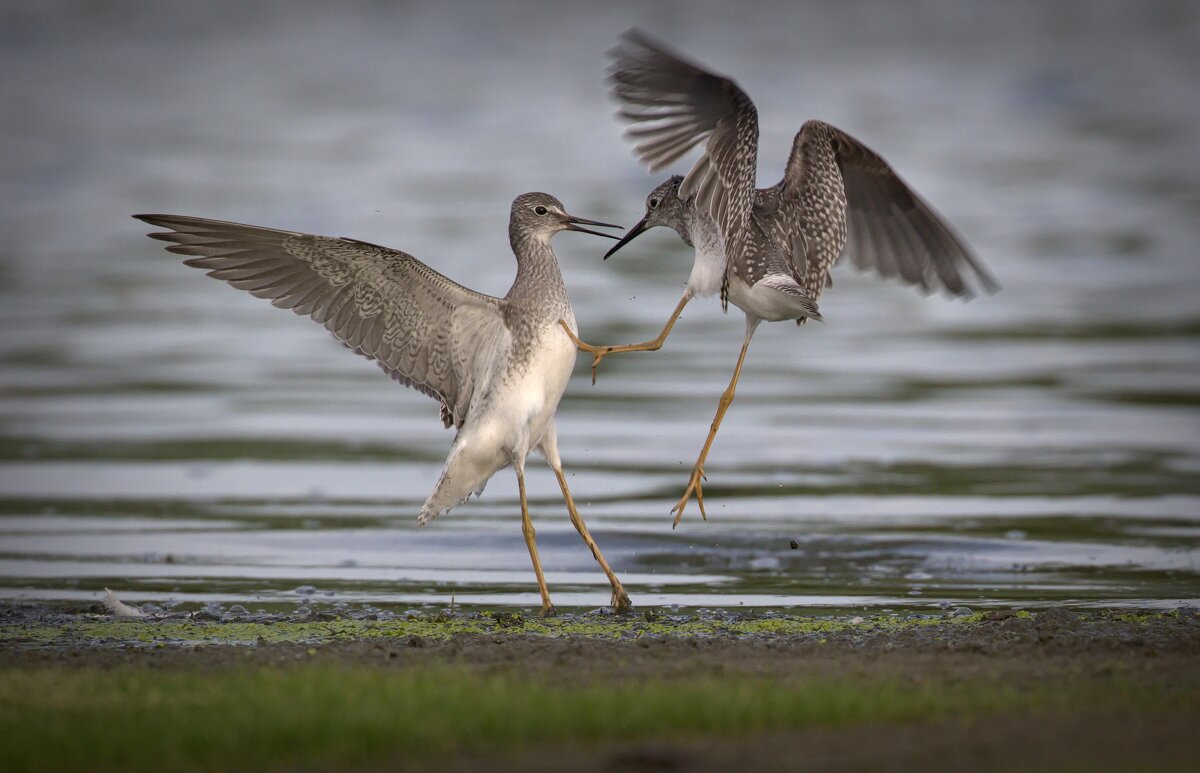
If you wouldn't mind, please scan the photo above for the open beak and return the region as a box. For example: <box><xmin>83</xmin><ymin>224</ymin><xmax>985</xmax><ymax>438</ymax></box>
<box><xmin>602</xmin><ymin>213</ymin><xmax>649</xmax><ymax>259</ymax></box>
<box><xmin>564</xmin><ymin>214</ymin><xmax>623</xmax><ymax>240</ymax></box>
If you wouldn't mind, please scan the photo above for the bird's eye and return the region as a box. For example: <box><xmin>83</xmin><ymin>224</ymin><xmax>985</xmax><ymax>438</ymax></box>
<box><xmin>648</xmin><ymin>198</ymin><xmax>660</xmax><ymax>210</ymax></box>
<box><xmin>534</xmin><ymin>205</ymin><xmax>548</xmax><ymax>216</ymax></box>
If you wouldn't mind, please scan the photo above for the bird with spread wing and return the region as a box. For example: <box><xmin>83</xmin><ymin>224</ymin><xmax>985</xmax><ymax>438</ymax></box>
<box><xmin>564</xmin><ymin>30</ymin><xmax>998</xmax><ymax>527</ymax></box>
<box><xmin>137</xmin><ymin>193</ymin><xmax>630</xmax><ymax>615</ymax></box>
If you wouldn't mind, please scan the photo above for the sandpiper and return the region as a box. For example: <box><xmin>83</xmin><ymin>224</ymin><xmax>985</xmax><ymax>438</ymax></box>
<box><xmin>565</xmin><ymin>30</ymin><xmax>997</xmax><ymax>527</ymax></box>
<box><xmin>136</xmin><ymin>193</ymin><xmax>631</xmax><ymax>615</ymax></box>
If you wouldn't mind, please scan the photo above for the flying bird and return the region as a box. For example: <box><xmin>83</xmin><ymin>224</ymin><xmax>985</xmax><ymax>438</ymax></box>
<box><xmin>136</xmin><ymin>193</ymin><xmax>631</xmax><ymax>615</ymax></box>
<box><xmin>565</xmin><ymin>30</ymin><xmax>997</xmax><ymax>526</ymax></box>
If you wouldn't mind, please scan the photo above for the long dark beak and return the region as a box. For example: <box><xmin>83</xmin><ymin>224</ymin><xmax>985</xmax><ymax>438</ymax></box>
<box><xmin>564</xmin><ymin>214</ymin><xmax>623</xmax><ymax>240</ymax></box>
<box><xmin>602</xmin><ymin>213</ymin><xmax>649</xmax><ymax>259</ymax></box>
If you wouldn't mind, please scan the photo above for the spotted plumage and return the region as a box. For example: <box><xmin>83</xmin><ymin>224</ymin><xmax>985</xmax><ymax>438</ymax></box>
<box><xmin>587</xmin><ymin>30</ymin><xmax>997</xmax><ymax>525</ymax></box>
<box><xmin>607</xmin><ymin>30</ymin><xmax>996</xmax><ymax>315</ymax></box>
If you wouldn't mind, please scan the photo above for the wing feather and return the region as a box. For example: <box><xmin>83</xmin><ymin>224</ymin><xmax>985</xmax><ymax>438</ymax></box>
<box><xmin>782</xmin><ymin>120</ymin><xmax>997</xmax><ymax>297</ymax></box>
<box><xmin>608</xmin><ymin>29</ymin><xmax>759</xmax><ymax>286</ymax></box>
<box><xmin>135</xmin><ymin>214</ymin><xmax>506</xmax><ymax>428</ymax></box>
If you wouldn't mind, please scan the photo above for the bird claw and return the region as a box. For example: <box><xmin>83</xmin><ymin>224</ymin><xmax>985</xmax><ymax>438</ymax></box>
<box><xmin>539</xmin><ymin>603</ymin><xmax>557</xmax><ymax>619</ymax></box>
<box><xmin>611</xmin><ymin>586</ymin><xmax>632</xmax><ymax>614</ymax></box>
<box><xmin>559</xmin><ymin>320</ymin><xmax>609</xmax><ymax>385</ymax></box>
<box><xmin>589</xmin><ymin>349</ymin><xmax>612</xmax><ymax>384</ymax></box>
<box><xmin>671</xmin><ymin>467</ymin><xmax>708</xmax><ymax>528</ymax></box>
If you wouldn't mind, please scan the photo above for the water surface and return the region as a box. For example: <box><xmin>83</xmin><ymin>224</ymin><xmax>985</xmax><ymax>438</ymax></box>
<box><xmin>1</xmin><ymin>0</ymin><xmax>1197</xmax><ymax>612</ymax></box>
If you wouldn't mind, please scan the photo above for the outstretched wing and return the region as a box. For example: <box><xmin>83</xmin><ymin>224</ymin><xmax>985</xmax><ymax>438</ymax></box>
<box><xmin>134</xmin><ymin>214</ymin><xmax>508</xmax><ymax>428</ymax></box>
<box><xmin>782</xmin><ymin>120</ymin><xmax>998</xmax><ymax>298</ymax></box>
<box><xmin>608</xmin><ymin>29</ymin><xmax>759</xmax><ymax>275</ymax></box>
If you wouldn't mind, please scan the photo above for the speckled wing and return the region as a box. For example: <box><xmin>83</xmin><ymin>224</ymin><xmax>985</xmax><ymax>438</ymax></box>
<box><xmin>782</xmin><ymin>120</ymin><xmax>998</xmax><ymax>298</ymax></box>
<box><xmin>608</xmin><ymin>29</ymin><xmax>759</xmax><ymax>284</ymax></box>
<box><xmin>134</xmin><ymin>214</ymin><xmax>507</xmax><ymax>429</ymax></box>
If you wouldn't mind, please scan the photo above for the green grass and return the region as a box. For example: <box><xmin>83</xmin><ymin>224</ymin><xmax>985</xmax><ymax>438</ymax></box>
<box><xmin>1</xmin><ymin>664</ymin><xmax>1192</xmax><ymax>772</ymax></box>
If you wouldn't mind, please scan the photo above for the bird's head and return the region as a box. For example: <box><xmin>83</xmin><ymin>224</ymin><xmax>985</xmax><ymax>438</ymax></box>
<box><xmin>510</xmin><ymin>192</ymin><xmax>622</xmax><ymax>245</ymax></box>
<box><xmin>603</xmin><ymin>175</ymin><xmax>685</xmax><ymax>259</ymax></box>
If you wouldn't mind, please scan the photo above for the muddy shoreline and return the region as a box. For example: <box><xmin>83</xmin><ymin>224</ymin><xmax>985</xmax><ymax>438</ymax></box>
<box><xmin>4</xmin><ymin>605</ymin><xmax>1198</xmax><ymax>670</ymax></box>
<box><xmin>4</xmin><ymin>606</ymin><xmax>1198</xmax><ymax>771</ymax></box>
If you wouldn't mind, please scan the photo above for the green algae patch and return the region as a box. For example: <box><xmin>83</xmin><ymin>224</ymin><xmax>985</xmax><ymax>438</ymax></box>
<box><xmin>2</xmin><ymin>616</ymin><xmax>496</xmax><ymax>648</ymax></box>
<box><xmin>0</xmin><ymin>611</ymin><xmax>951</xmax><ymax>649</ymax></box>
<box><xmin>0</xmin><ymin>608</ymin><xmax>1182</xmax><ymax>650</ymax></box>
<box><xmin>0</xmin><ymin>625</ymin><xmax>66</xmax><ymax>645</ymax></box>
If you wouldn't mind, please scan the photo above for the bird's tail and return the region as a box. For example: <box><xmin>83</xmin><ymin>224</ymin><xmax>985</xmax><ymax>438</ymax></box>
<box><xmin>103</xmin><ymin>588</ymin><xmax>147</xmax><ymax>618</ymax></box>
<box><xmin>418</xmin><ymin>442</ymin><xmax>503</xmax><ymax>527</ymax></box>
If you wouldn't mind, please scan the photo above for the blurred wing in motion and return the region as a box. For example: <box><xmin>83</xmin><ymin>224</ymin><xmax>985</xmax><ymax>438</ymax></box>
<box><xmin>609</xmin><ymin>29</ymin><xmax>759</xmax><ymax>282</ymax></box>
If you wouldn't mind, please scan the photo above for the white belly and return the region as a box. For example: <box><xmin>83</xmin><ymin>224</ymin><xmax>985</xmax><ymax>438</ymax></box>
<box><xmin>466</xmin><ymin>319</ymin><xmax>576</xmax><ymax>458</ymax></box>
<box><xmin>418</xmin><ymin>315</ymin><xmax>577</xmax><ymax>524</ymax></box>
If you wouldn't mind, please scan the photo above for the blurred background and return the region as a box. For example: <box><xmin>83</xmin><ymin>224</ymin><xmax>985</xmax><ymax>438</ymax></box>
<box><xmin>1</xmin><ymin>0</ymin><xmax>1197</xmax><ymax>612</ymax></box>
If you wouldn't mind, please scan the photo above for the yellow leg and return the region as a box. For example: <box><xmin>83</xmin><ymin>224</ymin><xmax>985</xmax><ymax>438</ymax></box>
<box><xmin>560</xmin><ymin>294</ymin><xmax>690</xmax><ymax>384</ymax></box>
<box><xmin>671</xmin><ymin>332</ymin><xmax>754</xmax><ymax>528</ymax></box>
<box><xmin>517</xmin><ymin>466</ymin><xmax>554</xmax><ymax>617</ymax></box>
<box><xmin>552</xmin><ymin>465</ymin><xmax>632</xmax><ymax>613</ymax></box>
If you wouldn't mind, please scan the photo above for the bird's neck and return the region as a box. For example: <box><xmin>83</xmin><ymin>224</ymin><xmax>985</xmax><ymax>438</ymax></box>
<box><xmin>683</xmin><ymin>205</ymin><xmax>727</xmax><ymax>254</ymax></box>
<box><xmin>506</xmin><ymin>232</ymin><xmax>570</xmax><ymax>315</ymax></box>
